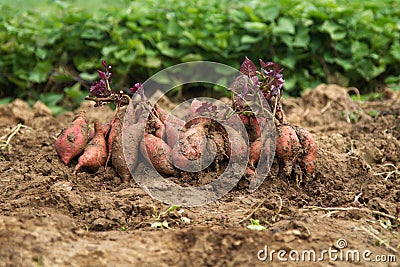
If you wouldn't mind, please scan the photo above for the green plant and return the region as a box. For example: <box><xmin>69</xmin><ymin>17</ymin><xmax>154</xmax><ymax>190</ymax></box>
<box><xmin>151</xmin><ymin>205</ymin><xmax>190</xmax><ymax>230</ymax></box>
<box><xmin>1</xmin><ymin>0</ymin><xmax>398</xmax><ymax>111</ymax></box>
<box><xmin>247</xmin><ymin>218</ymin><xmax>267</xmax><ymax>231</ymax></box>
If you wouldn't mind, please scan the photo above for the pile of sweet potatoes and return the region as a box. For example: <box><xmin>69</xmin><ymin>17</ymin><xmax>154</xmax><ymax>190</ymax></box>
<box><xmin>55</xmin><ymin>57</ymin><xmax>317</xmax><ymax>185</ymax></box>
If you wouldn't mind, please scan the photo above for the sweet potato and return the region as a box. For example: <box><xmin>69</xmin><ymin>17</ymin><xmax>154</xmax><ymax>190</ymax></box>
<box><xmin>164</xmin><ymin>120</ymin><xmax>184</xmax><ymax>148</ymax></box>
<box><xmin>173</xmin><ymin>124</ymin><xmax>207</xmax><ymax>160</ymax></box>
<box><xmin>55</xmin><ymin>111</ymin><xmax>89</xmax><ymax>165</ymax></box>
<box><xmin>249</xmin><ymin>138</ymin><xmax>261</xmax><ymax>167</ymax></box>
<box><xmin>116</xmin><ymin>102</ymin><xmax>146</xmax><ymax>181</ymax></box>
<box><xmin>209</xmin><ymin>131</ymin><xmax>226</xmax><ymax>161</ymax></box>
<box><xmin>239</xmin><ymin>114</ymin><xmax>249</xmax><ymax>125</ymax></box>
<box><xmin>152</xmin><ymin>115</ymin><xmax>164</xmax><ymax>139</ymax></box>
<box><xmin>152</xmin><ymin>103</ymin><xmax>185</xmax><ymax>146</ymax></box>
<box><xmin>295</xmin><ymin>126</ymin><xmax>317</xmax><ymax>176</ymax></box>
<box><xmin>88</xmin><ymin>122</ymin><xmax>111</xmax><ymax>140</ymax></box>
<box><xmin>74</xmin><ymin>121</ymin><xmax>107</xmax><ymax>173</ymax></box>
<box><xmin>276</xmin><ymin>124</ymin><xmax>301</xmax><ymax>176</ymax></box>
<box><xmin>109</xmin><ymin>114</ymin><xmax>131</xmax><ymax>181</ymax></box>
<box><xmin>224</xmin><ymin>125</ymin><xmax>248</xmax><ymax>163</ymax></box>
<box><xmin>247</xmin><ymin>116</ymin><xmax>267</xmax><ymax>142</ymax></box>
<box><xmin>105</xmin><ymin>115</ymin><xmax>119</xmax><ymax>167</ymax></box>
<box><xmin>245</xmin><ymin>166</ymin><xmax>255</xmax><ymax>177</ymax></box>
<box><xmin>140</xmin><ymin>133</ymin><xmax>175</xmax><ymax>176</ymax></box>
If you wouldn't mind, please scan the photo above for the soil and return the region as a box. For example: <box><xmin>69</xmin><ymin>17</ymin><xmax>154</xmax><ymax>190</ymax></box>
<box><xmin>0</xmin><ymin>84</ymin><xmax>399</xmax><ymax>267</ymax></box>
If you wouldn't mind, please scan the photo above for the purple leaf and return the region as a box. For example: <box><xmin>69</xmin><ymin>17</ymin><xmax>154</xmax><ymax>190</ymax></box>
<box><xmin>97</xmin><ymin>70</ymin><xmax>106</xmax><ymax>80</ymax></box>
<box><xmin>129</xmin><ymin>82</ymin><xmax>143</xmax><ymax>94</ymax></box>
<box><xmin>259</xmin><ymin>59</ymin><xmax>275</xmax><ymax>69</ymax></box>
<box><xmin>102</xmin><ymin>60</ymin><xmax>107</xmax><ymax>68</ymax></box>
<box><xmin>240</xmin><ymin>56</ymin><xmax>257</xmax><ymax>76</ymax></box>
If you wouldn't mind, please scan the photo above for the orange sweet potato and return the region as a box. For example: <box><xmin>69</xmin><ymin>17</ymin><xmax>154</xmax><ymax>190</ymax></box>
<box><xmin>164</xmin><ymin>120</ymin><xmax>184</xmax><ymax>148</ymax></box>
<box><xmin>140</xmin><ymin>133</ymin><xmax>176</xmax><ymax>176</ymax></box>
<box><xmin>55</xmin><ymin>111</ymin><xmax>89</xmax><ymax>165</ymax></box>
<box><xmin>249</xmin><ymin>138</ymin><xmax>261</xmax><ymax>167</ymax></box>
<box><xmin>276</xmin><ymin>124</ymin><xmax>301</xmax><ymax>176</ymax></box>
<box><xmin>224</xmin><ymin>125</ymin><xmax>248</xmax><ymax>163</ymax></box>
<box><xmin>88</xmin><ymin>122</ymin><xmax>111</xmax><ymax>140</ymax></box>
<box><xmin>105</xmin><ymin>115</ymin><xmax>119</xmax><ymax>167</ymax></box>
<box><xmin>172</xmin><ymin>124</ymin><xmax>207</xmax><ymax>160</ymax></box>
<box><xmin>74</xmin><ymin>121</ymin><xmax>107</xmax><ymax>173</ymax></box>
<box><xmin>113</xmin><ymin>102</ymin><xmax>147</xmax><ymax>181</ymax></box>
<box><xmin>295</xmin><ymin>126</ymin><xmax>317</xmax><ymax>176</ymax></box>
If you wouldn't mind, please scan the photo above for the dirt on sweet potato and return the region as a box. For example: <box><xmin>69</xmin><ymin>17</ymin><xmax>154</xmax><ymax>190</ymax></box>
<box><xmin>55</xmin><ymin>111</ymin><xmax>89</xmax><ymax>165</ymax></box>
<box><xmin>74</xmin><ymin>121</ymin><xmax>107</xmax><ymax>173</ymax></box>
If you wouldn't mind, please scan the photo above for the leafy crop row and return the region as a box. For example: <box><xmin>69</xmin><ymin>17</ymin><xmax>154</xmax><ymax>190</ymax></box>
<box><xmin>0</xmin><ymin>0</ymin><xmax>399</xmax><ymax>112</ymax></box>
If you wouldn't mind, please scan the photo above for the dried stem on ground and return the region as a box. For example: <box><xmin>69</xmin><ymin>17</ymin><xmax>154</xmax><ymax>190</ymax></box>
<box><xmin>0</xmin><ymin>123</ymin><xmax>27</xmax><ymax>152</ymax></box>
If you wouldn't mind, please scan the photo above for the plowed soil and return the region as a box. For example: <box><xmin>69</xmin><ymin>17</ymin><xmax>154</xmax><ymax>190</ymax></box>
<box><xmin>1</xmin><ymin>84</ymin><xmax>399</xmax><ymax>266</ymax></box>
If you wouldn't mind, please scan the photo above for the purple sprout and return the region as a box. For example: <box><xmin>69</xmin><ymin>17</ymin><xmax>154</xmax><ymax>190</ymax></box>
<box><xmin>89</xmin><ymin>60</ymin><xmax>113</xmax><ymax>98</ymax></box>
<box><xmin>86</xmin><ymin>59</ymin><xmax>143</xmax><ymax>108</ymax></box>
<box><xmin>236</xmin><ymin>57</ymin><xmax>286</xmax><ymax>119</ymax></box>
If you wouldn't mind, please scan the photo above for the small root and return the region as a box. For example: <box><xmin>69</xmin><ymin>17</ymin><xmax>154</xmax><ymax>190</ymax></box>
<box><xmin>374</xmin><ymin>163</ymin><xmax>399</xmax><ymax>181</ymax></box>
<box><xmin>238</xmin><ymin>194</ymin><xmax>283</xmax><ymax>224</ymax></box>
<box><xmin>0</xmin><ymin>123</ymin><xmax>27</xmax><ymax>152</ymax></box>
<box><xmin>300</xmin><ymin>206</ymin><xmax>400</xmax><ymax>224</ymax></box>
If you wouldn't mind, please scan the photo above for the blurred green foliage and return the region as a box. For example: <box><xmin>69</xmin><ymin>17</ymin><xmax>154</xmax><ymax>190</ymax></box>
<box><xmin>0</xmin><ymin>0</ymin><xmax>399</xmax><ymax>111</ymax></box>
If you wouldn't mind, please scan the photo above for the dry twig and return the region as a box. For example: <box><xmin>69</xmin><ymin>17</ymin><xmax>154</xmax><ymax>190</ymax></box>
<box><xmin>0</xmin><ymin>123</ymin><xmax>27</xmax><ymax>152</ymax></box>
<box><xmin>300</xmin><ymin>206</ymin><xmax>400</xmax><ymax>224</ymax></box>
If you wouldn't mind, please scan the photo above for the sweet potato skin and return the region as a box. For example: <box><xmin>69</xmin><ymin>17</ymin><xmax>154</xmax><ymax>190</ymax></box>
<box><xmin>224</xmin><ymin>125</ymin><xmax>248</xmax><ymax>163</ymax></box>
<box><xmin>74</xmin><ymin>121</ymin><xmax>107</xmax><ymax>173</ymax></box>
<box><xmin>295</xmin><ymin>126</ymin><xmax>317</xmax><ymax>176</ymax></box>
<box><xmin>88</xmin><ymin>122</ymin><xmax>111</xmax><ymax>140</ymax></box>
<box><xmin>140</xmin><ymin>133</ymin><xmax>176</xmax><ymax>176</ymax></box>
<box><xmin>55</xmin><ymin>111</ymin><xmax>89</xmax><ymax>165</ymax></box>
<box><xmin>164</xmin><ymin>120</ymin><xmax>184</xmax><ymax>148</ymax></box>
<box><xmin>111</xmin><ymin>115</ymin><xmax>132</xmax><ymax>182</ymax></box>
<box><xmin>249</xmin><ymin>138</ymin><xmax>261</xmax><ymax>167</ymax></box>
<box><xmin>170</xmin><ymin>123</ymin><xmax>207</xmax><ymax>170</ymax></box>
<box><xmin>276</xmin><ymin>124</ymin><xmax>301</xmax><ymax>176</ymax></box>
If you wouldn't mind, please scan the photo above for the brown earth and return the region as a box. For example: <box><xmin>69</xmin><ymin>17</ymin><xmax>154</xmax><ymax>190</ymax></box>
<box><xmin>0</xmin><ymin>84</ymin><xmax>399</xmax><ymax>267</ymax></box>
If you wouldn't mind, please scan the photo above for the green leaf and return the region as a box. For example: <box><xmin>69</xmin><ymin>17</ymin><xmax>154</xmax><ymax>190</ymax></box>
<box><xmin>79</xmin><ymin>72</ymin><xmax>99</xmax><ymax>81</ymax></box>
<box><xmin>181</xmin><ymin>53</ymin><xmax>203</xmax><ymax>62</ymax></box>
<box><xmin>49</xmin><ymin>106</ymin><xmax>66</xmax><ymax>116</ymax></box>
<box><xmin>241</xmin><ymin>35</ymin><xmax>262</xmax><ymax>44</ymax></box>
<box><xmin>29</xmin><ymin>61</ymin><xmax>52</xmax><ymax>83</ymax></box>
<box><xmin>156</xmin><ymin>41</ymin><xmax>181</xmax><ymax>57</ymax></box>
<box><xmin>165</xmin><ymin>205</ymin><xmax>180</xmax><ymax>214</ymax></box>
<box><xmin>247</xmin><ymin>224</ymin><xmax>266</xmax><ymax>231</ymax></box>
<box><xmin>273</xmin><ymin>17</ymin><xmax>295</xmax><ymax>35</ymax></box>
<box><xmin>247</xmin><ymin>219</ymin><xmax>266</xmax><ymax>231</ymax></box>
<box><xmin>144</xmin><ymin>56</ymin><xmax>162</xmax><ymax>68</ymax></box>
<box><xmin>335</xmin><ymin>58</ymin><xmax>353</xmax><ymax>71</ymax></box>
<box><xmin>39</xmin><ymin>92</ymin><xmax>63</xmax><ymax>107</ymax></box>
<box><xmin>319</xmin><ymin>21</ymin><xmax>346</xmax><ymax>41</ymax></box>
<box><xmin>0</xmin><ymin>97</ymin><xmax>12</xmax><ymax>106</ymax></box>
<box><xmin>356</xmin><ymin>60</ymin><xmax>386</xmax><ymax>80</ymax></box>
<box><xmin>292</xmin><ymin>26</ymin><xmax>310</xmax><ymax>48</ymax></box>
<box><xmin>359</xmin><ymin>10</ymin><xmax>374</xmax><ymax>24</ymax></box>
<box><xmin>64</xmin><ymin>83</ymin><xmax>86</xmax><ymax>104</ymax></box>
<box><xmin>256</xmin><ymin>5</ymin><xmax>280</xmax><ymax>21</ymax></box>
<box><xmin>390</xmin><ymin>42</ymin><xmax>400</xmax><ymax>60</ymax></box>
<box><xmin>242</xmin><ymin>21</ymin><xmax>267</xmax><ymax>32</ymax></box>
